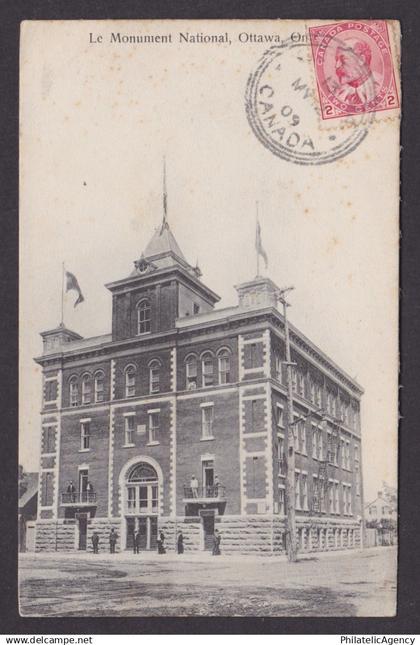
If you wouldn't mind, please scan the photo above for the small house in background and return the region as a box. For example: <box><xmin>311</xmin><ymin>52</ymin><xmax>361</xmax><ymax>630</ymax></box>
<box><xmin>19</xmin><ymin>472</ymin><xmax>38</xmax><ymax>552</ymax></box>
<box><xmin>364</xmin><ymin>486</ymin><xmax>397</xmax><ymax>547</ymax></box>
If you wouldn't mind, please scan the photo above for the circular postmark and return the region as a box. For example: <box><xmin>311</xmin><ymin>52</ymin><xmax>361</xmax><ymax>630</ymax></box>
<box><xmin>245</xmin><ymin>39</ymin><xmax>375</xmax><ymax>166</ymax></box>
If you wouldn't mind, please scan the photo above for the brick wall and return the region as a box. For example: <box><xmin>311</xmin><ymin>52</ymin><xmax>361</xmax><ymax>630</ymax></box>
<box><xmin>112</xmin><ymin>400</ymin><xmax>173</xmax><ymax>517</ymax></box>
<box><xmin>59</xmin><ymin>409</ymin><xmax>110</xmax><ymax>518</ymax></box>
<box><xmin>176</xmin><ymin>336</ymin><xmax>238</xmax><ymax>391</ymax></box>
<box><xmin>176</xmin><ymin>390</ymin><xmax>240</xmax><ymax>515</ymax></box>
<box><xmin>113</xmin><ymin>349</ymin><xmax>172</xmax><ymax>400</ymax></box>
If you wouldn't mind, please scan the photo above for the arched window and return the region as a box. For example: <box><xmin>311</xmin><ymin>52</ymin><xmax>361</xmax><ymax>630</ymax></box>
<box><xmin>185</xmin><ymin>354</ymin><xmax>198</xmax><ymax>390</ymax></box>
<box><xmin>217</xmin><ymin>349</ymin><xmax>231</xmax><ymax>384</ymax></box>
<box><xmin>94</xmin><ymin>371</ymin><xmax>104</xmax><ymax>403</ymax></box>
<box><xmin>149</xmin><ymin>360</ymin><xmax>161</xmax><ymax>394</ymax></box>
<box><xmin>82</xmin><ymin>374</ymin><xmax>92</xmax><ymax>405</ymax></box>
<box><xmin>201</xmin><ymin>352</ymin><xmax>214</xmax><ymax>387</ymax></box>
<box><xmin>125</xmin><ymin>365</ymin><xmax>136</xmax><ymax>398</ymax></box>
<box><xmin>137</xmin><ymin>299</ymin><xmax>151</xmax><ymax>335</ymax></box>
<box><xmin>69</xmin><ymin>376</ymin><xmax>78</xmax><ymax>407</ymax></box>
<box><xmin>126</xmin><ymin>462</ymin><xmax>159</xmax><ymax>515</ymax></box>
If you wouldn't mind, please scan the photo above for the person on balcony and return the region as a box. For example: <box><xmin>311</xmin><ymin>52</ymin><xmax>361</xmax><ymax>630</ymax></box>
<box><xmin>86</xmin><ymin>481</ymin><xmax>94</xmax><ymax>501</ymax></box>
<box><xmin>214</xmin><ymin>474</ymin><xmax>220</xmax><ymax>496</ymax></box>
<box><xmin>212</xmin><ymin>529</ymin><xmax>221</xmax><ymax>556</ymax></box>
<box><xmin>91</xmin><ymin>531</ymin><xmax>99</xmax><ymax>554</ymax></box>
<box><xmin>177</xmin><ymin>531</ymin><xmax>184</xmax><ymax>554</ymax></box>
<box><xmin>190</xmin><ymin>475</ymin><xmax>199</xmax><ymax>498</ymax></box>
<box><xmin>67</xmin><ymin>481</ymin><xmax>76</xmax><ymax>503</ymax></box>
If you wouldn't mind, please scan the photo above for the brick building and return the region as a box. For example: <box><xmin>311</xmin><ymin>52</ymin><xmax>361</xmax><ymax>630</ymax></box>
<box><xmin>34</xmin><ymin>217</ymin><xmax>364</xmax><ymax>554</ymax></box>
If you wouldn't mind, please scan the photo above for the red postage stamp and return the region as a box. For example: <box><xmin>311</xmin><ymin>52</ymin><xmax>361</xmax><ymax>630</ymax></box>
<box><xmin>309</xmin><ymin>20</ymin><xmax>400</xmax><ymax>120</ymax></box>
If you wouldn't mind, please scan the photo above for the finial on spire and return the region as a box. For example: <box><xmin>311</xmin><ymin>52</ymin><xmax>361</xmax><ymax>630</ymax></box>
<box><xmin>161</xmin><ymin>156</ymin><xmax>168</xmax><ymax>233</ymax></box>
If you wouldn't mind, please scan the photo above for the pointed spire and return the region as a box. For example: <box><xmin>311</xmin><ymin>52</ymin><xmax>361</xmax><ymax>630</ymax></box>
<box><xmin>161</xmin><ymin>156</ymin><xmax>168</xmax><ymax>233</ymax></box>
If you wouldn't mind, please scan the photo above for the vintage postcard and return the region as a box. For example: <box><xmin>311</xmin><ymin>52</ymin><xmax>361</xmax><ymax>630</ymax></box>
<box><xmin>19</xmin><ymin>19</ymin><xmax>400</xmax><ymax>617</ymax></box>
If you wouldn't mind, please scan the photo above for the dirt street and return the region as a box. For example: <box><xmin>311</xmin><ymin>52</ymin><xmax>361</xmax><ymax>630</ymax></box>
<box><xmin>19</xmin><ymin>546</ymin><xmax>396</xmax><ymax>617</ymax></box>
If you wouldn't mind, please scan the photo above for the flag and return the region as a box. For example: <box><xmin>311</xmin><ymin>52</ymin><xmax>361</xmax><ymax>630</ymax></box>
<box><xmin>65</xmin><ymin>270</ymin><xmax>84</xmax><ymax>307</ymax></box>
<box><xmin>255</xmin><ymin>218</ymin><xmax>268</xmax><ymax>269</ymax></box>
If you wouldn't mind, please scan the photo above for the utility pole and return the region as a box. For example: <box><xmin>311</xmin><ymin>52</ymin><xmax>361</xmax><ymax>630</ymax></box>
<box><xmin>277</xmin><ymin>287</ymin><xmax>298</xmax><ymax>562</ymax></box>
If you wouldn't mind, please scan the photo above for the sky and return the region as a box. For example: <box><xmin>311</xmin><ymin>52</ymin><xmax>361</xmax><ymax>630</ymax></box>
<box><xmin>19</xmin><ymin>20</ymin><xmax>399</xmax><ymax>503</ymax></box>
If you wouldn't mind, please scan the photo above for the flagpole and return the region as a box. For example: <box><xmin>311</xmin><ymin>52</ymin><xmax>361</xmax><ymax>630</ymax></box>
<box><xmin>61</xmin><ymin>262</ymin><xmax>65</xmax><ymax>326</ymax></box>
<box><xmin>256</xmin><ymin>201</ymin><xmax>260</xmax><ymax>277</ymax></box>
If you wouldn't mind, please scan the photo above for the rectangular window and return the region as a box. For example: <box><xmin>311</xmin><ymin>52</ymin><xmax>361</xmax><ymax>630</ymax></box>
<box><xmin>278</xmin><ymin>488</ymin><xmax>285</xmax><ymax>515</ymax></box>
<box><xmin>251</xmin><ymin>400</ymin><xmax>258</xmax><ymax>431</ymax></box>
<box><xmin>95</xmin><ymin>375</ymin><xmax>104</xmax><ymax>402</ymax></box>
<box><xmin>148</xmin><ymin>412</ymin><xmax>160</xmax><ymax>444</ymax></box>
<box><xmin>139</xmin><ymin>485</ymin><xmax>148</xmax><ymax>511</ymax></box>
<box><xmin>277</xmin><ymin>437</ymin><xmax>285</xmax><ymax>477</ymax></box>
<box><xmin>201</xmin><ymin>405</ymin><xmax>214</xmax><ymax>439</ymax></box>
<box><xmin>150</xmin><ymin>366</ymin><xmax>160</xmax><ymax>394</ymax></box>
<box><xmin>328</xmin><ymin>483</ymin><xmax>333</xmax><ymax>513</ymax></box>
<box><xmin>276</xmin><ymin>405</ymin><xmax>284</xmax><ymax>428</ymax></box>
<box><xmin>301</xmin><ymin>474</ymin><xmax>308</xmax><ymax>510</ymax></box>
<box><xmin>334</xmin><ymin>482</ymin><xmax>340</xmax><ymax>514</ymax></box>
<box><xmin>317</xmin><ymin>429</ymin><xmax>323</xmax><ymax>460</ymax></box>
<box><xmin>310</xmin><ymin>379</ymin><xmax>315</xmax><ymax>404</ymax></box>
<box><xmin>218</xmin><ymin>354</ymin><xmax>230</xmax><ymax>384</ymax></box>
<box><xmin>316</xmin><ymin>384</ymin><xmax>322</xmax><ymax>408</ymax></box>
<box><xmin>127</xmin><ymin>486</ymin><xmax>137</xmax><ymax>512</ymax></box>
<box><xmin>44</xmin><ymin>380</ymin><xmax>57</xmax><ymax>402</ymax></box>
<box><xmin>43</xmin><ymin>472</ymin><xmax>53</xmax><ymax>506</ymax></box>
<box><xmin>80</xmin><ymin>421</ymin><xmax>91</xmax><ymax>451</ymax></box>
<box><xmin>250</xmin><ymin>343</ymin><xmax>258</xmax><ymax>368</ymax></box>
<box><xmin>202</xmin><ymin>357</ymin><xmax>214</xmax><ymax>387</ymax></box>
<box><xmin>300</xmin><ymin>422</ymin><xmax>307</xmax><ymax>455</ymax></box>
<box><xmin>82</xmin><ymin>379</ymin><xmax>92</xmax><ymax>405</ymax></box>
<box><xmin>186</xmin><ymin>358</ymin><xmax>197</xmax><ymax>390</ymax></box>
<box><xmin>341</xmin><ymin>439</ymin><xmax>346</xmax><ymax>468</ymax></box>
<box><xmin>291</xmin><ymin>368</ymin><xmax>298</xmax><ymax>393</ymax></box>
<box><xmin>124</xmin><ymin>415</ymin><xmax>135</xmax><ymax>445</ymax></box>
<box><xmin>275</xmin><ymin>354</ymin><xmax>282</xmax><ymax>383</ymax></box>
<box><xmin>44</xmin><ymin>426</ymin><xmax>55</xmax><ymax>453</ymax></box>
<box><xmin>312</xmin><ymin>426</ymin><xmax>318</xmax><ymax>459</ymax></box>
<box><xmin>295</xmin><ymin>472</ymin><xmax>301</xmax><ymax>510</ymax></box>
<box><xmin>348</xmin><ymin>486</ymin><xmax>353</xmax><ymax>515</ymax></box>
<box><xmin>193</xmin><ymin>303</ymin><xmax>200</xmax><ymax>314</ymax></box>
<box><xmin>151</xmin><ymin>484</ymin><xmax>158</xmax><ymax>511</ymax></box>
<box><xmin>70</xmin><ymin>381</ymin><xmax>78</xmax><ymax>407</ymax></box>
<box><xmin>297</xmin><ymin>371</ymin><xmax>304</xmax><ymax>397</ymax></box>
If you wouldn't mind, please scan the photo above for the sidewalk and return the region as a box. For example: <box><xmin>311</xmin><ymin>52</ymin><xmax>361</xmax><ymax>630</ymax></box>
<box><xmin>20</xmin><ymin>544</ymin><xmax>394</xmax><ymax>564</ymax></box>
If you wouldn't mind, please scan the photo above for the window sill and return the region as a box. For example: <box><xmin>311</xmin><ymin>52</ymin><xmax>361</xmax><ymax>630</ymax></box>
<box><xmin>42</xmin><ymin>452</ymin><xmax>56</xmax><ymax>457</ymax></box>
<box><xmin>200</xmin><ymin>436</ymin><xmax>215</xmax><ymax>441</ymax></box>
<box><xmin>122</xmin><ymin>443</ymin><xmax>136</xmax><ymax>448</ymax></box>
<box><xmin>146</xmin><ymin>441</ymin><xmax>160</xmax><ymax>446</ymax></box>
<box><xmin>78</xmin><ymin>448</ymin><xmax>90</xmax><ymax>453</ymax></box>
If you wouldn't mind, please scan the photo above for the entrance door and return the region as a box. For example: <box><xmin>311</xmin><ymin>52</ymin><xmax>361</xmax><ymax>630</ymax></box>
<box><xmin>202</xmin><ymin>460</ymin><xmax>214</xmax><ymax>496</ymax></box>
<box><xmin>126</xmin><ymin>517</ymin><xmax>135</xmax><ymax>549</ymax></box>
<box><xmin>202</xmin><ymin>514</ymin><xmax>215</xmax><ymax>551</ymax></box>
<box><xmin>138</xmin><ymin>517</ymin><xmax>148</xmax><ymax>549</ymax></box>
<box><xmin>78</xmin><ymin>515</ymin><xmax>88</xmax><ymax>550</ymax></box>
<box><xmin>150</xmin><ymin>517</ymin><xmax>158</xmax><ymax>550</ymax></box>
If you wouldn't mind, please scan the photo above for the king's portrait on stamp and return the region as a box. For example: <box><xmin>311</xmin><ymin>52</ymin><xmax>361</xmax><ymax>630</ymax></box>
<box><xmin>18</xmin><ymin>19</ymin><xmax>400</xmax><ymax>618</ymax></box>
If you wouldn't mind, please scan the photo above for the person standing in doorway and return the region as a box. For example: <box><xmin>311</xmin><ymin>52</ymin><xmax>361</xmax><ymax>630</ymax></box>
<box><xmin>91</xmin><ymin>531</ymin><xmax>99</xmax><ymax>554</ymax></box>
<box><xmin>109</xmin><ymin>528</ymin><xmax>117</xmax><ymax>554</ymax></box>
<box><xmin>177</xmin><ymin>531</ymin><xmax>184</xmax><ymax>554</ymax></box>
<box><xmin>212</xmin><ymin>529</ymin><xmax>221</xmax><ymax>556</ymax></box>
<box><xmin>157</xmin><ymin>530</ymin><xmax>166</xmax><ymax>554</ymax></box>
<box><xmin>133</xmin><ymin>529</ymin><xmax>140</xmax><ymax>554</ymax></box>
<box><xmin>67</xmin><ymin>480</ymin><xmax>76</xmax><ymax>503</ymax></box>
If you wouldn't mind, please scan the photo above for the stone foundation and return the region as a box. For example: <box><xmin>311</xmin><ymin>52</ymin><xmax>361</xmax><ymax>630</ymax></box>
<box><xmin>35</xmin><ymin>515</ymin><xmax>362</xmax><ymax>554</ymax></box>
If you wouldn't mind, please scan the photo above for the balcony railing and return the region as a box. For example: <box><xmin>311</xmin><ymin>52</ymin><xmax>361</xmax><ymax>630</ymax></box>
<box><xmin>183</xmin><ymin>485</ymin><xmax>226</xmax><ymax>502</ymax></box>
<box><xmin>61</xmin><ymin>491</ymin><xmax>97</xmax><ymax>505</ymax></box>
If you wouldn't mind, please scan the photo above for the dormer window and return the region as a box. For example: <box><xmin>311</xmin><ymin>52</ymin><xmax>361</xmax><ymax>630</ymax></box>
<box><xmin>137</xmin><ymin>299</ymin><xmax>151</xmax><ymax>335</ymax></box>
